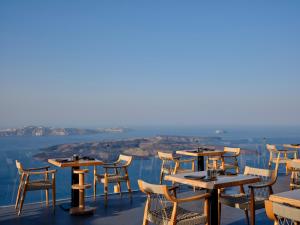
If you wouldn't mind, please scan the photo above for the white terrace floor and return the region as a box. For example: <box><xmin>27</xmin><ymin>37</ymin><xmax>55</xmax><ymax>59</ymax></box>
<box><xmin>0</xmin><ymin>174</ymin><xmax>289</xmax><ymax>225</ymax></box>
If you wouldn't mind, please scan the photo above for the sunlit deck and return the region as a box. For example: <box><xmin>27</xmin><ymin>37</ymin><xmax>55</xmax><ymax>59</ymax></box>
<box><xmin>0</xmin><ymin>174</ymin><xmax>289</xmax><ymax>225</ymax></box>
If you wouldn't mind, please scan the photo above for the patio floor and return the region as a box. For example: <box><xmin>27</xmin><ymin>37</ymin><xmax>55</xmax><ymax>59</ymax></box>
<box><xmin>0</xmin><ymin>174</ymin><xmax>289</xmax><ymax>225</ymax></box>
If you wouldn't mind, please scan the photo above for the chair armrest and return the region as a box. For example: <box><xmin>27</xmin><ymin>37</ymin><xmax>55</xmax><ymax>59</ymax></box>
<box><xmin>248</xmin><ymin>182</ymin><xmax>273</xmax><ymax>189</ymax></box>
<box><xmin>176</xmin><ymin>193</ymin><xmax>210</xmax><ymax>203</ymax></box>
<box><xmin>24</xmin><ymin>166</ymin><xmax>50</xmax><ymax>171</ymax></box>
<box><xmin>25</xmin><ymin>169</ymin><xmax>56</xmax><ymax>175</ymax></box>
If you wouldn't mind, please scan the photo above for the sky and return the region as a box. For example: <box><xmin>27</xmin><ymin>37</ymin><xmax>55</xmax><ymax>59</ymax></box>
<box><xmin>0</xmin><ymin>1</ymin><xmax>300</xmax><ymax>128</ymax></box>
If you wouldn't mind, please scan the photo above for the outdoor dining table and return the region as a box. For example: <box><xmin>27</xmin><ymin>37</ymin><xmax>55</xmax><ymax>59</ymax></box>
<box><xmin>283</xmin><ymin>144</ymin><xmax>300</xmax><ymax>155</ymax></box>
<box><xmin>176</xmin><ymin>149</ymin><xmax>225</xmax><ymax>171</ymax></box>
<box><xmin>269</xmin><ymin>189</ymin><xmax>300</xmax><ymax>208</ymax></box>
<box><xmin>165</xmin><ymin>171</ymin><xmax>260</xmax><ymax>225</ymax></box>
<box><xmin>48</xmin><ymin>158</ymin><xmax>103</xmax><ymax>210</ymax></box>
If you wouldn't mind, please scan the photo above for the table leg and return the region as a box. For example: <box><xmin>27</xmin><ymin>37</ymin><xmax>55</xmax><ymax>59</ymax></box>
<box><xmin>197</xmin><ymin>156</ymin><xmax>204</xmax><ymax>171</ymax></box>
<box><xmin>60</xmin><ymin>166</ymin><xmax>80</xmax><ymax>211</ymax></box>
<box><xmin>209</xmin><ymin>188</ymin><xmax>218</xmax><ymax>225</ymax></box>
<box><xmin>71</xmin><ymin>166</ymin><xmax>80</xmax><ymax>207</ymax></box>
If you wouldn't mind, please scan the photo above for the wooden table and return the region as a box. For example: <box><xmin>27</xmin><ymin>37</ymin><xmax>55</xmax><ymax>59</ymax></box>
<box><xmin>176</xmin><ymin>149</ymin><xmax>225</xmax><ymax>171</ymax></box>
<box><xmin>48</xmin><ymin>158</ymin><xmax>103</xmax><ymax>210</ymax></box>
<box><xmin>269</xmin><ymin>189</ymin><xmax>300</xmax><ymax>208</ymax></box>
<box><xmin>283</xmin><ymin>144</ymin><xmax>300</xmax><ymax>156</ymax></box>
<box><xmin>165</xmin><ymin>171</ymin><xmax>260</xmax><ymax>225</ymax></box>
<box><xmin>283</xmin><ymin>144</ymin><xmax>300</xmax><ymax>150</ymax></box>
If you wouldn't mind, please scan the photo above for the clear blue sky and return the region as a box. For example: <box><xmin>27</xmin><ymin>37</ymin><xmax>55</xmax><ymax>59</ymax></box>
<box><xmin>0</xmin><ymin>1</ymin><xmax>300</xmax><ymax>128</ymax></box>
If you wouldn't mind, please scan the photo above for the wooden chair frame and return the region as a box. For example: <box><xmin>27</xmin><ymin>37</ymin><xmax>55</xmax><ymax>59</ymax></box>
<box><xmin>15</xmin><ymin>160</ymin><xmax>56</xmax><ymax>216</ymax></box>
<box><xmin>219</xmin><ymin>161</ymin><xmax>279</xmax><ymax>225</ymax></box>
<box><xmin>138</xmin><ymin>179</ymin><xmax>210</xmax><ymax>225</ymax></box>
<box><xmin>206</xmin><ymin>147</ymin><xmax>241</xmax><ymax>173</ymax></box>
<box><xmin>265</xmin><ymin>200</ymin><xmax>300</xmax><ymax>225</ymax></box>
<box><xmin>287</xmin><ymin>160</ymin><xmax>300</xmax><ymax>190</ymax></box>
<box><xmin>158</xmin><ymin>151</ymin><xmax>195</xmax><ymax>184</ymax></box>
<box><xmin>267</xmin><ymin>144</ymin><xmax>297</xmax><ymax>175</ymax></box>
<box><xmin>93</xmin><ymin>154</ymin><xmax>133</xmax><ymax>205</ymax></box>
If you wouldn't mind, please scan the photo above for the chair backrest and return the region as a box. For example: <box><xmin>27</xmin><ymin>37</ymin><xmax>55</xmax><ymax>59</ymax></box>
<box><xmin>266</xmin><ymin>144</ymin><xmax>278</xmax><ymax>153</ymax></box>
<box><xmin>138</xmin><ymin>179</ymin><xmax>169</xmax><ymax>196</ymax></box>
<box><xmin>157</xmin><ymin>151</ymin><xmax>174</xmax><ymax>161</ymax></box>
<box><xmin>138</xmin><ymin>180</ymin><xmax>178</xmax><ymax>224</ymax></box>
<box><xmin>117</xmin><ymin>154</ymin><xmax>133</xmax><ymax>167</ymax></box>
<box><xmin>15</xmin><ymin>160</ymin><xmax>24</xmax><ymax>175</ymax></box>
<box><xmin>244</xmin><ymin>165</ymin><xmax>278</xmax><ymax>198</ymax></box>
<box><xmin>287</xmin><ymin>160</ymin><xmax>300</xmax><ymax>190</ymax></box>
<box><xmin>244</xmin><ymin>166</ymin><xmax>273</xmax><ymax>177</ymax></box>
<box><xmin>265</xmin><ymin>200</ymin><xmax>300</xmax><ymax>223</ymax></box>
<box><xmin>224</xmin><ymin>147</ymin><xmax>240</xmax><ymax>156</ymax></box>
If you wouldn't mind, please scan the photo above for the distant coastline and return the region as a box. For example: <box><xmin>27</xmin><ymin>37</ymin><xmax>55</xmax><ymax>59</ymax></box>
<box><xmin>0</xmin><ymin>126</ymin><xmax>129</xmax><ymax>137</ymax></box>
<box><xmin>33</xmin><ymin>135</ymin><xmax>256</xmax><ymax>162</ymax></box>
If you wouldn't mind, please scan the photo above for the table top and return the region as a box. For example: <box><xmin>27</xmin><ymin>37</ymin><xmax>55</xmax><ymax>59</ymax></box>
<box><xmin>165</xmin><ymin>171</ymin><xmax>260</xmax><ymax>189</ymax></box>
<box><xmin>48</xmin><ymin>158</ymin><xmax>103</xmax><ymax>168</ymax></box>
<box><xmin>287</xmin><ymin>159</ymin><xmax>300</xmax><ymax>169</ymax></box>
<box><xmin>283</xmin><ymin>144</ymin><xmax>300</xmax><ymax>149</ymax></box>
<box><xmin>269</xmin><ymin>189</ymin><xmax>300</xmax><ymax>208</ymax></box>
<box><xmin>176</xmin><ymin>149</ymin><xmax>225</xmax><ymax>157</ymax></box>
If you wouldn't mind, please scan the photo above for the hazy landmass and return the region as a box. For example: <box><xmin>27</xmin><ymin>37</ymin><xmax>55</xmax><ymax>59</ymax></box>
<box><xmin>0</xmin><ymin>126</ymin><xmax>128</xmax><ymax>137</ymax></box>
<box><xmin>33</xmin><ymin>135</ymin><xmax>256</xmax><ymax>162</ymax></box>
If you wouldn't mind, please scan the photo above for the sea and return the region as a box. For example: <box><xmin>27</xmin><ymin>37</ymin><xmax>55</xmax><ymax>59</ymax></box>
<box><xmin>1</xmin><ymin>125</ymin><xmax>300</xmax><ymax>206</ymax></box>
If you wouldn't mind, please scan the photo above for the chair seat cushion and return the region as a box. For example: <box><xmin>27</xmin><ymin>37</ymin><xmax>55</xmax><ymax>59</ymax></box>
<box><xmin>271</xmin><ymin>159</ymin><xmax>288</xmax><ymax>164</ymax></box>
<box><xmin>176</xmin><ymin>168</ymin><xmax>194</xmax><ymax>174</ymax></box>
<box><xmin>96</xmin><ymin>174</ymin><xmax>128</xmax><ymax>183</ymax></box>
<box><xmin>27</xmin><ymin>180</ymin><xmax>52</xmax><ymax>190</ymax></box>
<box><xmin>220</xmin><ymin>193</ymin><xmax>266</xmax><ymax>210</ymax></box>
<box><xmin>148</xmin><ymin>206</ymin><xmax>207</xmax><ymax>225</ymax></box>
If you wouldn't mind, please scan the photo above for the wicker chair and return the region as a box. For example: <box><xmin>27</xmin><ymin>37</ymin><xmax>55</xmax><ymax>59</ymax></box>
<box><xmin>219</xmin><ymin>164</ymin><xmax>278</xmax><ymax>225</ymax></box>
<box><xmin>93</xmin><ymin>154</ymin><xmax>132</xmax><ymax>205</ymax></box>
<box><xmin>287</xmin><ymin>160</ymin><xmax>300</xmax><ymax>190</ymax></box>
<box><xmin>206</xmin><ymin>147</ymin><xmax>240</xmax><ymax>173</ymax></box>
<box><xmin>265</xmin><ymin>200</ymin><xmax>300</xmax><ymax>225</ymax></box>
<box><xmin>15</xmin><ymin>160</ymin><xmax>56</xmax><ymax>216</ymax></box>
<box><xmin>138</xmin><ymin>179</ymin><xmax>210</xmax><ymax>225</ymax></box>
<box><xmin>158</xmin><ymin>151</ymin><xmax>195</xmax><ymax>184</ymax></box>
<box><xmin>267</xmin><ymin>144</ymin><xmax>297</xmax><ymax>175</ymax></box>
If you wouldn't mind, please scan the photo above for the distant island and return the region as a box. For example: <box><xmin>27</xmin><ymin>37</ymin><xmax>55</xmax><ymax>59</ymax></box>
<box><xmin>0</xmin><ymin>126</ymin><xmax>129</xmax><ymax>137</ymax></box>
<box><xmin>33</xmin><ymin>135</ymin><xmax>255</xmax><ymax>162</ymax></box>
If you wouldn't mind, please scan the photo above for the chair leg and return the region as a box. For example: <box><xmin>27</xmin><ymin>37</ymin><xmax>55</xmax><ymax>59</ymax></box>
<box><xmin>250</xmin><ymin>206</ymin><xmax>255</xmax><ymax>225</ymax></box>
<box><xmin>15</xmin><ymin>183</ymin><xmax>22</xmax><ymax>209</ymax></box>
<box><xmin>126</xmin><ymin>179</ymin><xmax>132</xmax><ymax>198</ymax></box>
<box><xmin>52</xmin><ymin>187</ymin><xmax>56</xmax><ymax>211</ymax></box>
<box><xmin>45</xmin><ymin>189</ymin><xmax>49</xmax><ymax>206</ymax></box>
<box><xmin>104</xmin><ymin>183</ymin><xmax>108</xmax><ymax>206</ymax></box>
<box><xmin>159</xmin><ymin>171</ymin><xmax>164</xmax><ymax>184</ymax></box>
<box><xmin>18</xmin><ymin>188</ymin><xmax>27</xmax><ymax>216</ymax></box>
<box><xmin>93</xmin><ymin>178</ymin><xmax>97</xmax><ymax>200</ymax></box>
<box><xmin>244</xmin><ymin>209</ymin><xmax>250</xmax><ymax>225</ymax></box>
<box><xmin>117</xmin><ymin>182</ymin><xmax>122</xmax><ymax>196</ymax></box>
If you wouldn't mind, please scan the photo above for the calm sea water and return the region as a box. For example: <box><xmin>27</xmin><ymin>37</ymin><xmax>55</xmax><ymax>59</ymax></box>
<box><xmin>1</xmin><ymin>126</ymin><xmax>300</xmax><ymax>206</ymax></box>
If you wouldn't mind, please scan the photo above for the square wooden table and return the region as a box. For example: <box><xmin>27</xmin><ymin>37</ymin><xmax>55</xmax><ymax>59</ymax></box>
<box><xmin>48</xmin><ymin>158</ymin><xmax>103</xmax><ymax>209</ymax></box>
<box><xmin>176</xmin><ymin>149</ymin><xmax>225</xmax><ymax>171</ymax></box>
<box><xmin>165</xmin><ymin>171</ymin><xmax>260</xmax><ymax>225</ymax></box>
<box><xmin>269</xmin><ymin>189</ymin><xmax>300</xmax><ymax>208</ymax></box>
